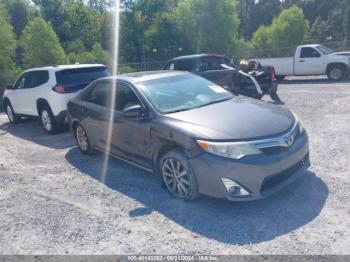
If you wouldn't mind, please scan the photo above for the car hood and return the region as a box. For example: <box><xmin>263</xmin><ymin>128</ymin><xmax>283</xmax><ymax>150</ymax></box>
<box><xmin>331</xmin><ymin>51</ymin><xmax>350</xmax><ymax>56</ymax></box>
<box><xmin>166</xmin><ymin>98</ymin><xmax>295</xmax><ymax>141</ymax></box>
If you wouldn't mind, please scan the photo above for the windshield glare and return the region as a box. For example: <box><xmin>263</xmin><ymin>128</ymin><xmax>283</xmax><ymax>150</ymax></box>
<box><xmin>317</xmin><ymin>45</ymin><xmax>334</xmax><ymax>55</ymax></box>
<box><xmin>139</xmin><ymin>74</ymin><xmax>233</xmax><ymax>114</ymax></box>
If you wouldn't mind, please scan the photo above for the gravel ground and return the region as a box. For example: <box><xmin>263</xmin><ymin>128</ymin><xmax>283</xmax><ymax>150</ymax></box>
<box><xmin>0</xmin><ymin>76</ymin><xmax>349</xmax><ymax>255</ymax></box>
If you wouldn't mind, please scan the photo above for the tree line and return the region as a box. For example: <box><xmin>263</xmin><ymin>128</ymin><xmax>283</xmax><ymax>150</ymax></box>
<box><xmin>0</xmin><ymin>0</ymin><xmax>349</xmax><ymax>87</ymax></box>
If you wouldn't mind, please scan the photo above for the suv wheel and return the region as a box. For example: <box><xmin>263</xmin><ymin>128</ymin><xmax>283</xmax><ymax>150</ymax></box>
<box><xmin>160</xmin><ymin>149</ymin><xmax>199</xmax><ymax>200</ymax></box>
<box><xmin>74</xmin><ymin>124</ymin><xmax>94</xmax><ymax>154</ymax></box>
<box><xmin>327</xmin><ymin>65</ymin><xmax>346</xmax><ymax>81</ymax></box>
<box><xmin>5</xmin><ymin>101</ymin><xmax>20</xmax><ymax>124</ymax></box>
<box><xmin>40</xmin><ymin>106</ymin><xmax>58</xmax><ymax>134</ymax></box>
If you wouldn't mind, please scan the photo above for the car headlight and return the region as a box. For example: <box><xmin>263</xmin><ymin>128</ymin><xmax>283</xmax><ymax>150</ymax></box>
<box><xmin>293</xmin><ymin>112</ymin><xmax>304</xmax><ymax>133</ymax></box>
<box><xmin>197</xmin><ymin>140</ymin><xmax>261</xmax><ymax>159</ymax></box>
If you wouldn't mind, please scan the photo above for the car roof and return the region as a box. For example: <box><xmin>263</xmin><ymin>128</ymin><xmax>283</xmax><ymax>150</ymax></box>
<box><xmin>99</xmin><ymin>70</ymin><xmax>189</xmax><ymax>84</ymax></box>
<box><xmin>24</xmin><ymin>64</ymin><xmax>106</xmax><ymax>73</ymax></box>
<box><xmin>171</xmin><ymin>54</ymin><xmax>228</xmax><ymax>60</ymax></box>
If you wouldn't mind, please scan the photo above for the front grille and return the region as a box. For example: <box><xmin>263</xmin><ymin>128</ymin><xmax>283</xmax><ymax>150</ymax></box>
<box><xmin>260</xmin><ymin>154</ymin><xmax>309</xmax><ymax>192</ymax></box>
<box><xmin>260</xmin><ymin>146</ymin><xmax>289</xmax><ymax>155</ymax></box>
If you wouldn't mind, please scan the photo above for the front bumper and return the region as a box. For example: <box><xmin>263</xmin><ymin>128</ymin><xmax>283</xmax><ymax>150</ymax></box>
<box><xmin>189</xmin><ymin>130</ymin><xmax>310</xmax><ymax>201</ymax></box>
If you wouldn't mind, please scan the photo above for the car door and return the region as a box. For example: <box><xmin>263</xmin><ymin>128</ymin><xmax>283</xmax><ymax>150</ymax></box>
<box><xmin>80</xmin><ymin>80</ymin><xmax>113</xmax><ymax>150</ymax></box>
<box><xmin>111</xmin><ymin>81</ymin><xmax>152</xmax><ymax>169</ymax></box>
<box><xmin>294</xmin><ymin>47</ymin><xmax>324</xmax><ymax>75</ymax></box>
<box><xmin>10</xmin><ymin>72</ymin><xmax>29</xmax><ymax>115</ymax></box>
<box><xmin>197</xmin><ymin>56</ymin><xmax>233</xmax><ymax>87</ymax></box>
<box><xmin>11</xmin><ymin>71</ymin><xmax>49</xmax><ymax>115</ymax></box>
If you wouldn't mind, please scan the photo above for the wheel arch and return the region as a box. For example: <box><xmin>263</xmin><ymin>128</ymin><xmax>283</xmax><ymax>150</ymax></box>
<box><xmin>326</xmin><ymin>62</ymin><xmax>347</xmax><ymax>73</ymax></box>
<box><xmin>155</xmin><ymin>142</ymin><xmax>179</xmax><ymax>175</ymax></box>
<box><xmin>36</xmin><ymin>98</ymin><xmax>51</xmax><ymax>115</ymax></box>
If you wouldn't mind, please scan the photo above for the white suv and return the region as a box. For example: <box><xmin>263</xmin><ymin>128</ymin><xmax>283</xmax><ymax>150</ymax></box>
<box><xmin>3</xmin><ymin>64</ymin><xmax>109</xmax><ymax>134</ymax></box>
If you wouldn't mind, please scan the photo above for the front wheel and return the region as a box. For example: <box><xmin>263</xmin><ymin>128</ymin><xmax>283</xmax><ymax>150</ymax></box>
<box><xmin>5</xmin><ymin>101</ymin><xmax>20</xmax><ymax>124</ymax></box>
<box><xmin>160</xmin><ymin>149</ymin><xmax>199</xmax><ymax>200</ymax></box>
<box><xmin>74</xmin><ymin>123</ymin><xmax>94</xmax><ymax>154</ymax></box>
<box><xmin>327</xmin><ymin>65</ymin><xmax>346</xmax><ymax>81</ymax></box>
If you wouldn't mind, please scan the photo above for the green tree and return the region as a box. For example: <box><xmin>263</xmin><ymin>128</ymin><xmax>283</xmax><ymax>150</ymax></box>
<box><xmin>175</xmin><ymin>0</ymin><xmax>240</xmax><ymax>54</ymax></box>
<box><xmin>0</xmin><ymin>5</ymin><xmax>17</xmax><ymax>87</ymax></box>
<box><xmin>251</xmin><ymin>6</ymin><xmax>309</xmax><ymax>49</ymax></box>
<box><xmin>3</xmin><ymin>0</ymin><xmax>38</xmax><ymax>37</ymax></box>
<box><xmin>20</xmin><ymin>18</ymin><xmax>66</xmax><ymax>68</ymax></box>
<box><xmin>250</xmin><ymin>26</ymin><xmax>272</xmax><ymax>49</ymax></box>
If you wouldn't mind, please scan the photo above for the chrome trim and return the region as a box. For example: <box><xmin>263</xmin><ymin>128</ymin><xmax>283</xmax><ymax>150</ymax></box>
<box><xmin>250</xmin><ymin>120</ymin><xmax>299</xmax><ymax>149</ymax></box>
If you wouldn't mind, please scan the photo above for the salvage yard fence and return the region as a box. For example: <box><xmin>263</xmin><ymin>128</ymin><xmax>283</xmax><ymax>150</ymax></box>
<box><xmin>119</xmin><ymin>40</ymin><xmax>350</xmax><ymax>73</ymax></box>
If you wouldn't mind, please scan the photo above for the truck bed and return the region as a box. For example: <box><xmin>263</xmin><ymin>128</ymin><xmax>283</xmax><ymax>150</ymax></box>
<box><xmin>255</xmin><ymin>57</ymin><xmax>294</xmax><ymax>76</ymax></box>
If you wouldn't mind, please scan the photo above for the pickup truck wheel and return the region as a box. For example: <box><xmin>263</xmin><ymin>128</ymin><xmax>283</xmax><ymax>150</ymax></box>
<box><xmin>327</xmin><ymin>65</ymin><xmax>346</xmax><ymax>81</ymax></box>
<box><xmin>276</xmin><ymin>76</ymin><xmax>285</xmax><ymax>82</ymax></box>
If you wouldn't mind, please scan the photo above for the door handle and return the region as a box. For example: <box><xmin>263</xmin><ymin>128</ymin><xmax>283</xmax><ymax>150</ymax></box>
<box><xmin>299</xmin><ymin>60</ymin><xmax>305</xmax><ymax>63</ymax></box>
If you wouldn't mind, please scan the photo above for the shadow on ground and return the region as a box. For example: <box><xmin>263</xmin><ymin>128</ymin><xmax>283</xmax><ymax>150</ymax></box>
<box><xmin>65</xmin><ymin>147</ymin><xmax>328</xmax><ymax>245</ymax></box>
<box><xmin>0</xmin><ymin>117</ymin><xmax>74</xmax><ymax>149</ymax></box>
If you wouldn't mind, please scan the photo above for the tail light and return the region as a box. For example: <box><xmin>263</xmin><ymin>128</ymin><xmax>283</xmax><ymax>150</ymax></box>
<box><xmin>271</xmin><ymin>67</ymin><xmax>276</xmax><ymax>81</ymax></box>
<box><xmin>52</xmin><ymin>86</ymin><xmax>66</xmax><ymax>94</ymax></box>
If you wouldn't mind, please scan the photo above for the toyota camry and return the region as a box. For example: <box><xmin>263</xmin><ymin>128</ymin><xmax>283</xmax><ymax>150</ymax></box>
<box><xmin>67</xmin><ymin>71</ymin><xmax>310</xmax><ymax>201</ymax></box>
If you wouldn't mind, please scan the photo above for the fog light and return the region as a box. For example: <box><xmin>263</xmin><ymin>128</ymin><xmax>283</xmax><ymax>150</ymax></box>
<box><xmin>221</xmin><ymin>178</ymin><xmax>250</xmax><ymax>197</ymax></box>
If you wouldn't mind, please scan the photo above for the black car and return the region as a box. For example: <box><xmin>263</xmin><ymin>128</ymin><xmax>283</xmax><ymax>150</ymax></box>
<box><xmin>163</xmin><ymin>54</ymin><xmax>278</xmax><ymax>100</ymax></box>
<box><xmin>68</xmin><ymin>71</ymin><xmax>309</xmax><ymax>201</ymax></box>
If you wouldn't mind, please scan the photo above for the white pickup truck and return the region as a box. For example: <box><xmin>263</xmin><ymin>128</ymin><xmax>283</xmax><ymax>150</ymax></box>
<box><xmin>254</xmin><ymin>44</ymin><xmax>350</xmax><ymax>81</ymax></box>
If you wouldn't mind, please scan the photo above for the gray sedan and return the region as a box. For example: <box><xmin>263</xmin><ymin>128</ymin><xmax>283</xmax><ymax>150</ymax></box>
<box><xmin>67</xmin><ymin>71</ymin><xmax>310</xmax><ymax>201</ymax></box>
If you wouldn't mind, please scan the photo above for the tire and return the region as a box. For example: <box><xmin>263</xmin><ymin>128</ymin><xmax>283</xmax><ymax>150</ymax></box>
<box><xmin>276</xmin><ymin>76</ymin><xmax>285</xmax><ymax>82</ymax></box>
<box><xmin>327</xmin><ymin>65</ymin><xmax>346</xmax><ymax>81</ymax></box>
<box><xmin>4</xmin><ymin>101</ymin><xmax>20</xmax><ymax>124</ymax></box>
<box><xmin>39</xmin><ymin>105</ymin><xmax>58</xmax><ymax>134</ymax></box>
<box><xmin>74</xmin><ymin>123</ymin><xmax>94</xmax><ymax>154</ymax></box>
<box><xmin>160</xmin><ymin>149</ymin><xmax>199</xmax><ymax>200</ymax></box>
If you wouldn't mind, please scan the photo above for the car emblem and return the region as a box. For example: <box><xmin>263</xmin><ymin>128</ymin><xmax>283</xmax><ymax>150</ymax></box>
<box><xmin>283</xmin><ymin>134</ymin><xmax>294</xmax><ymax>147</ymax></box>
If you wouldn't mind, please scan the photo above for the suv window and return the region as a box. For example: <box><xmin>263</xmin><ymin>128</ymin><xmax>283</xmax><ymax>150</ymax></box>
<box><xmin>28</xmin><ymin>71</ymin><xmax>49</xmax><ymax>88</ymax></box>
<box><xmin>85</xmin><ymin>81</ymin><xmax>111</xmax><ymax>107</ymax></box>
<box><xmin>300</xmin><ymin>47</ymin><xmax>321</xmax><ymax>58</ymax></box>
<box><xmin>13</xmin><ymin>71</ymin><xmax>49</xmax><ymax>89</ymax></box>
<box><xmin>173</xmin><ymin>59</ymin><xmax>196</xmax><ymax>71</ymax></box>
<box><xmin>14</xmin><ymin>74</ymin><xmax>27</xmax><ymax>89</ymax></box>
<box><xmin>115</xmin><ymin>82</ymin><xmax>141</xmax><ymax>112</ymax></box>
<box><xmin>55</xmin><ymin>67</ymin><xmax>109</xmax><ymax>90</ymax></box>
<box><xmin>200</xmin><ymin>56</ymin><xmax>229</xmax><ymax>70</ymax></box>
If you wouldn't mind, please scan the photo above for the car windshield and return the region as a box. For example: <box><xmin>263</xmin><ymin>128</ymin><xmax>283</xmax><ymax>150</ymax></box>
<box><xmin>138</xmin><ymin>74</ymin><xmax>233</xmax><ymax>114</ymax></box>
<box><xmin>317</xmin><ymin>45</ymin><xmax>334</xmax><ymax>55</ymax></box>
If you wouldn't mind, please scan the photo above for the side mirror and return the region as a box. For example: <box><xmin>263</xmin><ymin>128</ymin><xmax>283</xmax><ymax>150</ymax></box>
<box><xmin>122</xmin><ymin>104</ymin><xmax>143</xmax><ymax>118</ymax></box>
<box><xmin>312</xmin><ymin>52</ymin><xmax>321</xmax><ymax>58</ymax></box>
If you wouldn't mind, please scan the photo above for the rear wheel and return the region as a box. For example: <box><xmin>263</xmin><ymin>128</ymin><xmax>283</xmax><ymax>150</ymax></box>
<box><xmin>74</xmin><ymin>123</ymin><xmax>94</xmax><ymax>154</ymax></box>
<box><xmin>160</xmin><ymin>149</ymin><xmax>199</xmax><ymax>200</ymax></box>
<box><xmin>5</xmin><ymin>101</ymin><xmax>20</xmax><ymax>124</ymax></box>
<box><xmin>327</xmin><ymin>65</ymin><xmax>346</xmax><ymax>81</ymax></box>
<box><xmin>39</xmin><ymin>106</ymin><xmax>58</xmax><ymax>134</ymax></box>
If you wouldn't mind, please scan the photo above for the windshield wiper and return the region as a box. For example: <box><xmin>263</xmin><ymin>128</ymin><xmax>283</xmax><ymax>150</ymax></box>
<box><xmin>165</xmin><ymin>107</ymin><xmax>193</xmax><ymax>114</ymax></box>
<box><xmin>196</xmin><ymin>97</ymin><xmax>232</xmax><ymax>108</ymax></box>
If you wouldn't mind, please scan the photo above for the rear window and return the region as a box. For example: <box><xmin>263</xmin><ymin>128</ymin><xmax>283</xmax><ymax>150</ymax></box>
<box><xmin>55</xmin><ymin>67</ymin><xmax>109</xmax><ymax>87</ymax></box>
<box><xmin>200</xmin><ymin>56</ymin><xmax>229</xmax><ymax>70</ymax></box>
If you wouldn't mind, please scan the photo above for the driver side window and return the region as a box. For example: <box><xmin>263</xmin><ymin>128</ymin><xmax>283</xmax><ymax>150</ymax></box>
<box><xmin>115</xmin><ymin>82</ymin><xmax>141</xmax><ymax>112</ymax></box>
<box><xmin>14</xmin><ymin>73</ymin><xmax>27</xmax><ymax>89</ymax></box>
<box><xmin>300</xmin><ymin>47</ymin><xmax>321</xmax><ymax>58</ymax></box>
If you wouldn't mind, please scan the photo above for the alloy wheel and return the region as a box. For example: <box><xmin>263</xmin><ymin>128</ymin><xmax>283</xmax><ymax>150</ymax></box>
<box><xmin>41</xmin><ymin>110</ymin><xmax>52</xmax><ymax>131</ymax></box>
<box><xmin>330</xmin><ymin>68</ymin><xmax>342</xmax><ymax>80</ymax></box>
<box><xmin>6</xmin><ymin>105</ymin><xmax>14</xmax><ymax>122</ymax></box>
<box><xmin>162</xmin><ymin>158</ymin><xmax>192</xmax><ymax>198</ymax></box>
<box><xmin>76</xmin><ymin>126</ymin><xmax>89</xmax><ymax>152</ymax></box>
